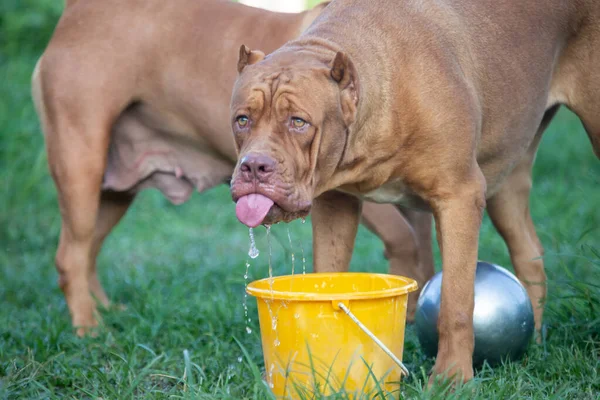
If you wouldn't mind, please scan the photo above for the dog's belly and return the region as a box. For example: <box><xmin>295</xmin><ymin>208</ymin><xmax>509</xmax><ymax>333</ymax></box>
<box><xmin>102</xmin><ymin>108</ymin><xmax>234</xmax><ymax>204</ymax></box>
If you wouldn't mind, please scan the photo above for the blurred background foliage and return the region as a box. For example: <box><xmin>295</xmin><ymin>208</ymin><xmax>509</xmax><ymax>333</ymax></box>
<box><xmin>0</xmin><ymin>0</ymin><xmax>63</xmax><ymax>57</ymax></box>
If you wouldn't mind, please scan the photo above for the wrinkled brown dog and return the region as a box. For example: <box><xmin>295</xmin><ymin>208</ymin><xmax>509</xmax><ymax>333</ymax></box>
<box><xmin>31</xmin><ymin>0</ymin><xmax>434</xmax><ymax>336</ymax></box>
<box><xmin>230</xmin><ymin>0</ymin><xmax>600</xmax><ymax>382</ymax></box>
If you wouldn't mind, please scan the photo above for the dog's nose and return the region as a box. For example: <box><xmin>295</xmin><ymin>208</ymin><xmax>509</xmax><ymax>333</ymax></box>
<box><xmin>239</xmin><ymin>153</ymin><xmax>276</xmax><ymax>182</ymax></box>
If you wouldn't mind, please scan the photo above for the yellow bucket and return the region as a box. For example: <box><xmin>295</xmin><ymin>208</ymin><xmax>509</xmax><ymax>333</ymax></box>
<box><xmin>246</xmin><ymin>272</ymin><xmax>418</xmax><ymax>398</ymax></box>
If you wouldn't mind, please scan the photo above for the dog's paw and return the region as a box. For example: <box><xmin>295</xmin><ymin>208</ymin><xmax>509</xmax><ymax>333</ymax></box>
<box><xmin>75</xmin><ymin>325</ymin><xmax>100</xmax><ymax>338</ymax></box>
<box><xmin>429</xmin><ymin>355</ymin><xmax>474</xmax><ymax>386</ymax></box>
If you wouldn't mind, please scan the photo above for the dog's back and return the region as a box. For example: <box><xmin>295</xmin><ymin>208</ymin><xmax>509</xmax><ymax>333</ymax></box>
<box><xmin>33</xmin><ymin>0</ymin><xmax>318</xmax><ymax>201</ymax></box>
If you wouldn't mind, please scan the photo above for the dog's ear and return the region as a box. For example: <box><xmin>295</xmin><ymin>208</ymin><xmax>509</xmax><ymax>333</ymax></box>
<box><xmin>330</xmin><ymin>51</ymin><xmax>359</xmax><ymax>125</ymax></box>
<box><xmin>237</xmin><ymin>45</ymin><xmax>265</xmax><ymax>73</ymax></box>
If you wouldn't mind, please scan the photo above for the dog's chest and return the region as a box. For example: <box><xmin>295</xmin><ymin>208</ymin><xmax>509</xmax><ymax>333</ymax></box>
<box><xmin>362</xmin><ymin>184</ymin><xmax>408</xmax><ymax>204</ymax></box>
<box><xmin>356</xmin><ymin>180</ymin><xmax>430</xmax><ymax>210</ymax></box>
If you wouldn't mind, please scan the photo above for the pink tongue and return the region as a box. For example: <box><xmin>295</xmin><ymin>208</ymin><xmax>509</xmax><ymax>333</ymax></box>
<box><xmin>235</xmin><ymin>194</ymin><xmax>275</xmax><ymax>228</ymax></box>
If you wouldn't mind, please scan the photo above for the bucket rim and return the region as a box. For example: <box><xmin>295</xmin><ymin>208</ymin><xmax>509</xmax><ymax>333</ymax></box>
<box><xmin>246</xmin><ymin>272</ymin><xmax>418</xmax><ymax>301</ymax></box>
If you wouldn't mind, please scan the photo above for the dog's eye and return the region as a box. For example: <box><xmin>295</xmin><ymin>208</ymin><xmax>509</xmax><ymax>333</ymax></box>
<box><xmin>236</xmin><ymin>115</ymin><xmax>249</xmax><ymax>127</ymax></box>
<box><xmin>291</xmin><ymin>117</ymin><xmax>307</xmax><ymax>129</ymax></box>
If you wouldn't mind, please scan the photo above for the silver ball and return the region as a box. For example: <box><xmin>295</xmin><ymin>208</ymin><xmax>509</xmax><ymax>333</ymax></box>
<box><xmin>415</xmin><ymin>261</ymin><xmax>535</xmax><ymax>367</ymax></box>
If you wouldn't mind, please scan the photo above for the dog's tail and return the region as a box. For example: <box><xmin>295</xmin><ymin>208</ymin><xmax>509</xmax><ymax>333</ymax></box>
<box><xmin>31</xmin><ymin>58</ymin><xmax>49</xmax><ymax>139</ymax></box>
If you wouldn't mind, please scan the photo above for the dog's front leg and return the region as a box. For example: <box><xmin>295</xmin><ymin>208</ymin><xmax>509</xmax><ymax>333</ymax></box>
<box><xmin>430</xmin><ymin>172</ymin><xmax>486</xmax><ymax>383</ymax></box>
<box><xmin>311</xmin><ymin>190</ymin><xmax>362</xmax><ymax>273</ymax></box>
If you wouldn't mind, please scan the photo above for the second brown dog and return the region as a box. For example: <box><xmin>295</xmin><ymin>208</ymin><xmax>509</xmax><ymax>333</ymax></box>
<box><xmin>32</xmin><ymin>0</ymin><xmax>434</xmax><ymax>336</ymax></box>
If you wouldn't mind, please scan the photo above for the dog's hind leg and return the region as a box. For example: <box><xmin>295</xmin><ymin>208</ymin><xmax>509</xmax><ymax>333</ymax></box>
<box><xmin>361</xmin><ymin>203</ymin><xmax>424</xmax><ymax>321</ymax></box>
<box><xmin>568</xmin><ymin>87</ymin><xmax>600</xmax><ymax>160</ymax></box>
<box><xmin>47</xmin><ymin>127</ymin><xmax>110</xmax><ymax>336</ymax></box>
<box><xmin>555</xmin><ymin>21</ymin><xmax>600</xmax><ymax>159</ymax></box>
<box><xmin>88</xmin><ymin>191</ymin><xmax>135</xmax><ymax>308</ymax></box>
<box><xmin>33</xmin><ymin>55</ymin><xmax>133</xmax><ymax>335</ymax></box>
<box><xmin>399</xmin><ymin>206</ymin><xmax>435</xmax><ymax>293</ymax></box>
<box><xmin>486</xmin><ymin>106</ymin><xmax>559</xmax><ymax>335</ymax></box>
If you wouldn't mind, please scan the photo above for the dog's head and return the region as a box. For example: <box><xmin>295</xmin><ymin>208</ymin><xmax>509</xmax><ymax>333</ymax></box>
<box><xmin>229</xmin><ymin>44</ymin><xmax>359</xmax><ymax>227</ymax></box>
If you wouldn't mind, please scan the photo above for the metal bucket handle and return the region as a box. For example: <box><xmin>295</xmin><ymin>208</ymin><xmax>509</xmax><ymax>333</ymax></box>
<box><xmin>337</xmin><ymin>302</ymin><xmax>410</xmax><ymax>377</ymax></box>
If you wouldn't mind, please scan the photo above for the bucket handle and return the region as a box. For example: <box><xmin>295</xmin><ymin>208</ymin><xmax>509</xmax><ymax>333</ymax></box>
<box><xmin>337</xmin><ymin>302</ymin><xmax>410</xmax><ymax>377</ymax></box>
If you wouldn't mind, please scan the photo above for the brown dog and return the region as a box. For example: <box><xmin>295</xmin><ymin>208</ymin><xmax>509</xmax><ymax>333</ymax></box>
<box><xmin>31</xmin><ymin>0</ymin><xmax>434</xmax><ymax>336</ymax></box>
<box><xmin>229</xmin><ymin>0</ymin><xmax>600</xmax><ymax>382</ymax></box>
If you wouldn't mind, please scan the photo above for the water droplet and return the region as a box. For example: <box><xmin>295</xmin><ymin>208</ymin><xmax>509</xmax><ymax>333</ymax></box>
<box><xmin>268</xmin><ymin>363</ymin><xmax>275</xmax><ymax>388</ymax></box>
<box><xmin>294</xmin><ymin>313</ymin><xmax>300</xmax><ymax>319</ymax></box>
<box><xmin>246</xmin><ymin>326</ymin><xmax>252</xmax><ymax>334</ymax></box>
<box><xmin>266</xmin><ymin>225</ymin><xmax>273</xmax><ymax>293</ymax></box>
<box><xmin>243</xmin><ymin>260</ymin><xmax>252</xmax><ymax>336</ymax></box>
<box><xmin>274</xmin><ymin>339</ymin><xmax>280</xmax><ymax>347</ymax></box>
<box><xmin>238</xmin><ymin>356</ymin><xmax>243</xmax><ymax>363</ymax></box>
<box><xmin>271</xmin><ymin>316</ymin><xmax>277</xmax><ymax>330</ymax></box>
<box><xmin>248</xmin><ymin>228</ymin><xmax>259</xmax><ymax>259</ymax></box>
<box><xmin>286</xmin><ymin>227</ymin><xmax>296</xmax><ymax>277</ymax></box>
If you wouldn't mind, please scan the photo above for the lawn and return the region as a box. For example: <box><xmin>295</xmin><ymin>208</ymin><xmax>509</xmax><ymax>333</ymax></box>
<box><xmin>1</xmin><ymin>1</ymin><xmax>599</xmax><ymax>399</ymax></box>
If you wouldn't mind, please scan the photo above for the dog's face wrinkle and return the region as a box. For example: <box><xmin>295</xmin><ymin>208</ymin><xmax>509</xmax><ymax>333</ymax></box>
<box><xmin>231</xmin><ymin>55</ymin><xmax>353</xmax><ymax>222</ymax></box>
<box><xmin>247</xmin><ymin>87</ymin><xmax>267</xmax><ymax>122</ymax></box>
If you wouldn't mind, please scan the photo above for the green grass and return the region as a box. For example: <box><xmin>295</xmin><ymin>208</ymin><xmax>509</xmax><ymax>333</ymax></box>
<box><xmin>1</xmin><ymin>1</ymin><xmax>599</xmax><ymax>399</ymax></box>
